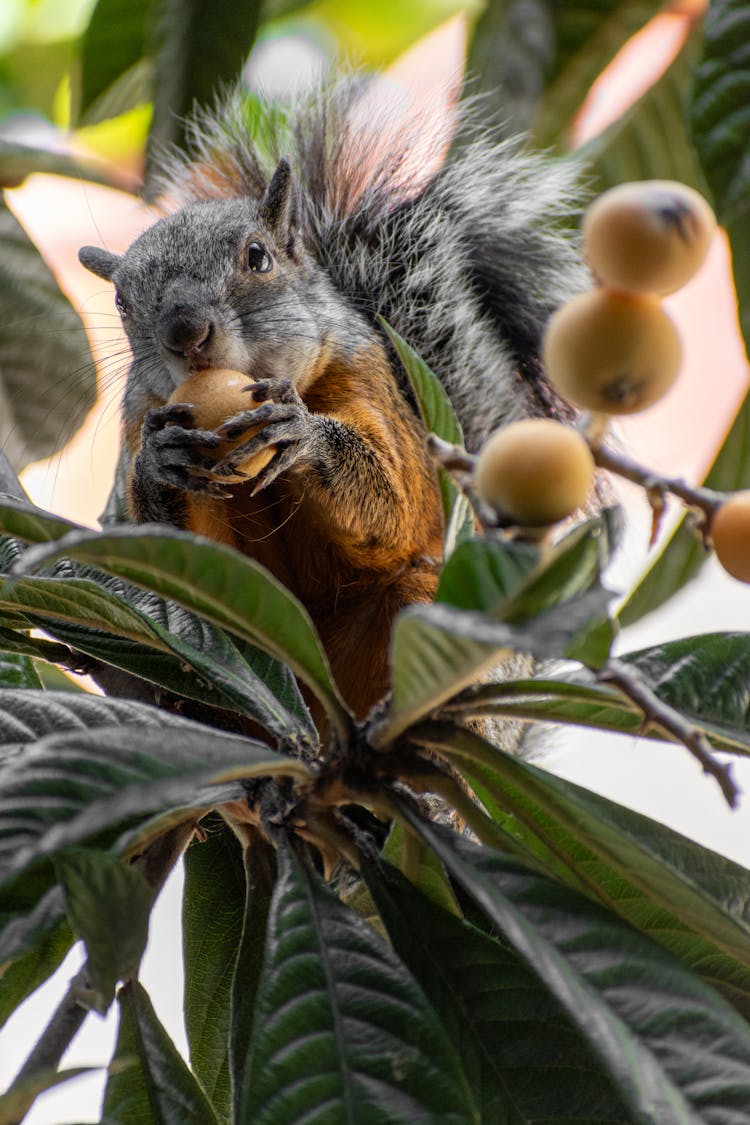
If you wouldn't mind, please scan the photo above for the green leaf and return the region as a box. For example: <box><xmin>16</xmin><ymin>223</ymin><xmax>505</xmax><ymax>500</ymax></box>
<box><xmin>378</xmin><ymin>586</ymin><xmax>611</xmax><ymax>744</ymax></box>
<box><xmin>381</xmin><ymin>320</ymin><xmax>464</xmax><ymax>446</ymax></box>
<box><xmin>0</xmin><ymin>902</ymin><xmax>73</xmax><ymax>1028</ymax></box>
<box><xmin>103</xmin><ymin>979</ymin><xmax>219</xmax><ymax>1123</ymax></box>
<box><xmin>183</xmin><ymin>817</ymin><xmax>246</xmax><ymax>1121</ymax></box>
<box><xmin>436</xmin><ymin>535</ymin><xmax>539</xmax><ymax>613</ymax></box>
<box><xmin>409</xmin><ymin>813</ymin><xmax>750</xmax><ymax>1124</ymax></box>
<box><xmin>16</xmin><ymin>525</ymin><xmax>351</xmax><ymax>738</ymax></box>
<box><xmin>0</xmin><ymin>503</ymin><xmax>315</xmax><ymax>739</ymax></box>
<box><xmin>692</xmin><ymin>0</ymin><xmax>750</xmax><ymax>224</ymax></box>
<box><xmin>0</xmin><ymin>705</ymin><xmax>309</xmax><ymax>887</ymax></box>
<box><xmin>692</xmin><ymin>0</ymin><xmax>750</xmax><ymax>352</ymax></box>
<box><xmin>0</xmin><ymin>200</ymin><xmax>96</xmax><ymax>470</ymax></box>
<box><xmin>0</xmin><ymin>687</ymin><xmax>197</xmax><ymax>756</ymax></box>
<box><xmin>55</xmin><ymin>848</ymin><xmax>154</xmax><ymax>1014</ymax></box>
<box><xmin>380</xmin><ymin>821</ymin><xmax>460</xmax><ymax>917</ymax></box>
<box><xmin>726</xmin><ymin>207</ymin><xmax>750</xmax><ymax>361</ymax></box>
<box><xmin>229</xmin><ymin>836</ymin><xmax>276</xmax><ymax>1123</ymax></box>
<box><xmin>412</xmin><ymin>722</ymin><xmax>750</xmax><ymax>1018</ymax></box>
<box><xmin>0</xmin><ymin>652</ymin><xmax>40</xmax><ymax>688</ymax></box>
<box><xmin>0</xmin><ymin>626</ymin><xmax>70</xmax><ymax>667</ymax></box>
<box><xmin>533</xmin><ymin>0</ymin><xmax>669</xmax><ymax>147</ymax></box>
<box><xmin>0</xmin><ymin>496</ymin><xmax>81</xmax><ymax>548</ymax></box>
<box><xmin>366</xmin><ymin>858</ymin><xmax>632</xmax><ymax>1124</ymax></box>
<box><xmin>618</xmin><ymin>391</ymin><xmax>750</xmax><ymax>626</ymax></box>
<box><xmin>502</xmin><ymin>509</ymin><xmax>620</xmax><ymax>623</ymax></box>
<box><xmin>435</xmin><ymin>510</ymin><xmax>620</xmax><ymax>662</ymax></box>
<box><xmin>445</xmin><ymin>668</ymin><xmax>750</xmax><ymax>758</ymax></box>
<box><xmin>79</xmin><ymin>0</ymin><xmax>152</xmax><ymax>120</ymax></box>
<box><xmin>623</xmin><ymin>632</ymin><xmax>750</xmax><ymax>733</ymax></box>
<box><xmin>581</xmin><ymin>27</ymin><xmax>708</xmax><ymax>194</ymax></box>
<box><xmin>145</xmin><ymin>0</ymin><xmax>263</xmax><ymax>196</ymax></box>
<box><xmin>380</xmin><ymin>318</ymin><xmax>474</xmax><ymax>552</ymax></box>
<box><xmin>237</xmin><ymin>837</ymin><xmax>478</xmax><ymax>1124</ymax></box>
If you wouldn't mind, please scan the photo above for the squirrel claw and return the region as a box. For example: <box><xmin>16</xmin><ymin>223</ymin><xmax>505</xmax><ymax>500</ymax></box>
<box><xmin>249</xmin><ymin>439</ymin><xmax>299</xmax><ymax>494</ymax></box>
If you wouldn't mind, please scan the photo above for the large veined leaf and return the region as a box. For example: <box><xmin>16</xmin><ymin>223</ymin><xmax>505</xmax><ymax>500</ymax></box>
<box><xmin>236</xmin><ymin>837</ymin><xmax>479</xmax><ymax>1124</ymax></box>
<box><xmin>435</xmin><ymin>535</ymin><xmax>539</xmax><ymax>613</ymax></box>
<box><xmin>0</xmin><ymin>200</ymin><xmax>97</xmax><ymax>469</ymax></box>
<box><xmin>0</xmin><ymin>705</ymin><xmax>310</xmax><ymax>888</ymax></box>
<box><xmin>437</xmin><ymin>510</ymin><xmax>617</xmax><ymax>623</ymax></box>
<box><xmin>0</xmin><ymin>499</ymin><xmax>316</xmax><ymax>738</ymax></box>
<box><xmin>15</xmin><ymin>525</ymin><xmax>352</xmax><ymax>738</ymax></box>
<box><xmin>182</xmin><ymin>817</ymin><xmax>246</xmax><ymax>1121</ymax></box>
<box><xmin>445</xmin><ymin>631</ymin><xmax>750</xmax><ymax>759</ymax></box>
<box><xmin>0</xmin><ymin>689</ymin><xmax>189</xmax><ymax>765</ymax></box>
<box><xmin>445</xmin><ymin>668</ymin><xmax>750</xmax><ymax>758</ymax></box>
<box><xmin>623</xmin><ymin>631</ymin><xmax>750</xmax><ymax>731</ymax></box>
<box><xmin>55</xmin><ymin>847</ymin><xmax>155</xmax><ymax>1013</ymax></box>
<box><xmin>411</xmin><ymin>722</ymin><xmax>750</xmax><ymax>1017</ymax></box>
<box><xmin>0</xmin><ymin>497</ymin><xmax>83</xmax><ymax>546</ymax></box>
<box><xmin>380</xmin><ymin>820</ymin><xmax>460</xmax><ymax>917</ymax></box>
<box><xmin>409</xmin><ymin>813</ymin><xmax>750</xmax><ymax>1124</ymax></box>
<box><xmin>102</xmin><ymin>979</ymin><xmax>219</xmax><ymax>1124</ymax></box>
<box><xmin>144</xmin><ymin>0</ymin><xmax>263</xmax><ymax>195</ymax></box>
<box><xmin>366</xmin><ymin>858</ymin><xmax>632</xmax><ymax>1123</ymax></box>
<box><xmin>377</xmin><ymin>586</ymin><xmax>611</xmax><ymax>744</ymax></box>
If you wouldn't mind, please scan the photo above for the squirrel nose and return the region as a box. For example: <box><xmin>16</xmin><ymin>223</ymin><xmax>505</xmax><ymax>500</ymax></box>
<box><xmin>159</xmin><ymin>306</ymin><xmax>213</xmax><ymax>356</ymax></box>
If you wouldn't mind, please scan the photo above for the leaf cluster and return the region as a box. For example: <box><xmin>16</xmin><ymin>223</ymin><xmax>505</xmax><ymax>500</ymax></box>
<box><xmin>2</xmin><ymin>2</ymin><xmax>750</xmax><ymax>1122</ymax></box>
<box><xmin>0</xmin><ymin>332</ymin><xmax>749</xmax><ymax>1122</ymax></box>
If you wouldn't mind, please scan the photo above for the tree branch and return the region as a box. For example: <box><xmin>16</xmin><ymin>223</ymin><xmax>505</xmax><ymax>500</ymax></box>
<box><xmin>599</xmin><ymin>659</ymin><xmax>739</xmax><ymax>808</ymax></box>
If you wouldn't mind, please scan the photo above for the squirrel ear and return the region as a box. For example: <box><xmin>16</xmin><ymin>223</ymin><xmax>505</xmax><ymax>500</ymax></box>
<box><xmin>79</xmin><ymin>246</ymin><xmax>121</xmax><ymax>281</ymax></box>
<box><xmin>259</xmin><ymin>159</ymin><xmax>296</xmax><ymax>246</ymax></box>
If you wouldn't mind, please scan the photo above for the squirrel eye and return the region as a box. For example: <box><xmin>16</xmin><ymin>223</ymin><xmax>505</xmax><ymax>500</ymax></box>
<box><xmin>114</xmin><ymin>291</ymin><xmax>130</xmax><ymax>318</ymax></box>
<box><xmin>246</xmin><ymin>241</ymin><xmax>272</xmax><ymax>273</ymax></box>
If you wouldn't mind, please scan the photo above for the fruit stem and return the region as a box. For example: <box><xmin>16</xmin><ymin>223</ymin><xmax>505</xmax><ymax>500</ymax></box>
<box><xmin>590</xmin><ymin>440</ymin><xmax>725</xmax><ymax>534</ymax></box>
<box><xmin>598</xmin><ymin>658</ymin><xmax>739</xmax><ymax>808</ymax></box>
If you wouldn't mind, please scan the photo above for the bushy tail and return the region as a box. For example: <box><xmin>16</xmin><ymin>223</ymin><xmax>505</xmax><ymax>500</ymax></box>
<box><xmin>155</xmin><ymin>75</ymin><xmax>586</xmax><ymax>448</ymax></box>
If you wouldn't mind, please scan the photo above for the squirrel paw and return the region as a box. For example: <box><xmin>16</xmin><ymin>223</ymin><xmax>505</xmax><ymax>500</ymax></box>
<box><xmin>137</xmin><ymin>403</ymin><xmax>227</xmax><ymax>493</ymax></box>
<box><xmin>214</xmin><ymin>381</ymin><xmax>316</xmax><ymax>491</ymax></box>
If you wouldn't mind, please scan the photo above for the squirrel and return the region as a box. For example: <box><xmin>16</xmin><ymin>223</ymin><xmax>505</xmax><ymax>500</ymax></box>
<box><xmin>78</xmin><ymin>77</ymin><xmax>584</xmax><ymax>723</ymax></box>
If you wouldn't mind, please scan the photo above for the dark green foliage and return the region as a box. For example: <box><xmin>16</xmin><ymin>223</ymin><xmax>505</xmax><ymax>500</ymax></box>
<box><xmin>2</xmin><ymin>2</ymin><xmax>750</xmax><ymax>1122</ymax></box>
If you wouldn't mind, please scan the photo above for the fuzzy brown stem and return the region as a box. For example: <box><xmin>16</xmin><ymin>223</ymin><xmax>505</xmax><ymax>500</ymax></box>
<box><xmin>599</xmin><ymin>659</ymin><xmax>739</xmax><ymax>808</ymax></box>
<box><xmin>591</xmin><ymin>442</ymin><xmax>725</xmax><ymax>525</ymax></box>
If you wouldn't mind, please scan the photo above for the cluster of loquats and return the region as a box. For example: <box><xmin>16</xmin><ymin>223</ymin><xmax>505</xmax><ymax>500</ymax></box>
<box><xmin>474</xmin><ymin>180</ymin><xmax>750</xmax><ymax>587</ymax></box>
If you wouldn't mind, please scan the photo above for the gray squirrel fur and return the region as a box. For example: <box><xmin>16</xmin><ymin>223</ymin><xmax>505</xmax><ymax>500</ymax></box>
<box><xmin>77</xmin><ymin>75</ymin><xmax>589</xmax><ymax>722</ymax></box>
<box><xmin>79</xmin><ymin>75</ymin><xmax>585</xmax><ymax>455</ymax></box>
